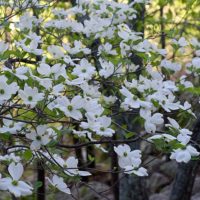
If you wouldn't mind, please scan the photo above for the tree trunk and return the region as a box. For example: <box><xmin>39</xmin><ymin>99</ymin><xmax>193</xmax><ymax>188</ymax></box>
<box><xmin>119</xmin><ymin>114</ymin><xmax>148</xmax><ymax>200</ymax></box>
<box><xmin>120</xmin><ymin>175</ymin><xmax>148</xmax><ymax>200</ymax></box>
<box><xmin>111</xmin><ymin>134</ymin><xmax>119</xmax><ymax>200</ymax></box>
<box><xmin>119</xmin><ymin>2</ymin><xmax>148</xmax><ymax>200</ymax></box>
<box><xmin>37</xmin><ymin>161</ymin><xmax>45</xmax><ymax>200</ymax></box>
<box><xmin>170</xmin><ymin>117</ymin><xmax>200</xmax><ymax>200</ymax></box>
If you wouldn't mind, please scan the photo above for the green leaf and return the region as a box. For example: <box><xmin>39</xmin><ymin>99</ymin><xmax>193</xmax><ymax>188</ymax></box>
<box><xmin>88</xmin><ymin>154</ymin><xmax>95</xmax><ymax>162</ymax></box>
<box><xmin>151</xmin><ymin>99</ymin><xmax>159</xmax><ymax>107</ymax></box>
<box><xmin>23</xmin><ymin>150</ymin><xmax>33</xmax><ymax>161</ymax></box>
<box><xmin>191</xmin><ymin>156</ymin><xmax>200</xmax><ymax>161</ymax></box>
<box><xmin>125</xmin><ymin>132</ymin><xmax>135</xmax><ymax>139</ymax></box>
<box><xmin>47</xmin><ymin>140</ymin><xmax>58</xmax><ymax>147</ymax></box>
<box><xmin>0</xmin><ymin>133</ymin><xmax>11</xmax><ymax>141</ymax></box>
<box><xmin>34</xmin><ymin>181</ymin><xmax>43</xmax><ymax>189</ymax></box>
<box><xmin>185</xmin><ymin>87</ymin><xmax>200</xmax><ymax>95</ymax></box>
<box><xmin>169</xmin><ymin>140</ymin><xmax>184</xmax><ymax>149</ymax></box>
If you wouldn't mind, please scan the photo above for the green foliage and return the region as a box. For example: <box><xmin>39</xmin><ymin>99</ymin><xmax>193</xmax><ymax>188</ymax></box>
<box><xmin>23</xmin><ymin>150</ymin><xmax>33</xmax><ymax>161</ymax></box>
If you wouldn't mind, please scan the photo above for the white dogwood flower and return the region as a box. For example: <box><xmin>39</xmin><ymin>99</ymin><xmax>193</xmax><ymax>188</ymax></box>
<box><xmin>72</xmin><ymin>58</ymin><xmax>96</xmax><ymax>80</ymax></box>
<box><xmin>61</xmin><ymin>156</ymin><xmax>91</xmax><ymax>177</ymax></box>
<box><xmin>114</xmin><ymin>144</ymin><xmax>147</xmax><ymax>176</ymax></box>
<box><xmin>98</xmin><ymin>42</ymin><xmax>117</xmax><ymax>55</ymax></box>
<box><xmin>26</xmin><ymin>125</ymin><xmax>52</xmax><ymax>150</ymax></box>
<box><xmin>120</xmin><ymin>86</ymin><xmax>141</xmax><ymax>109</ymax></box>
<box><xmin>47</xmin><ymin>45</ymin><xmax>64</xmax><ymax>58</ymax></box>
<box><xmin>55</xmin><ymin>96</ymin><xmax>83</xmax><ymax>120</ymax></box>
<box><xmin>0</xmin><ymin>76</ymin><xmax>19</xmax><ymax>102</ymax></box>
<box><xmin>47</xmin><ymin>175</ymin><xmax>71</xmax><ymax>194</ymax></box>
<box><xmin>93</xmin><ymin>116</ymin><xmax>115</xmax><ymax>137</ymax></box>
<box><xmin>0</xmin><ymin>163</ymin><xmax>33</xmax><ymax>197</ymax></box>
<box><xmin>99</xmin><ymin>59</ymin><xmax>115</xmax><ymax>78</ymax></box>
<box><xmin>19</xmin><ymin>84</ymin><xmax>44</xmax><ymax>107</ymax></box>
<box><xmin>170</xmin><ymin>145</ymin><xmax>199</xmax><ymax>163</ymax></box>
<box><xmin>140</xmin><ymin>110</ymin><xmax>164</xmax><ymax>133</ymax></box>
<box><xmin>0</xmin><ymin>115</ymin><xmax>24</xmax><ymax>134</ymax></box>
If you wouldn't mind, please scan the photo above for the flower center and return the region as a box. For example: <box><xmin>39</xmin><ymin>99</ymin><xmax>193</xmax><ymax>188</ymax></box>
<box><xmin>12</xmin><ymin>180</ymin><xmax>18</xmax><ymax>186</ymax></box>
<box><xmin>133</xmin><ymin>96</ymin><xmax>137</xmax><ymax>101</ymax></box>
<box><xmin>67</xmin><ymin>105</ymin><xmax>73</xmax><ymax>111</ymax></box>
<box><xmin>81</xmin><ymin>69</ymin><xmax>86</xmax><ymax>73</ymax></box>
<box><xmin>28</xmin><ymin>96</ymin><xmax>33</xmax><ymax>101</ymax></box>
<box><xmin>36</xmin><ymin>135</ymin><xmax>41</xmax><ymax>140</ymax></box>
<box><xmin>0</xmin><ymin>89</ymin><xmax>5</xmax><ymax>94</ymax></box>
<box><xmin>9</xmin><ymin>124</ymin><xmax>14</xmax><ymax>128</ymax></box>
<box><xmin>123</xmin><ymin>152</ymin><xmax>128</xmax><ymax>157</ymax></box>
<box><xmin>100</xmin><ymin>127</ymin><xmax>105</xmax><ymax>131</ymax></box>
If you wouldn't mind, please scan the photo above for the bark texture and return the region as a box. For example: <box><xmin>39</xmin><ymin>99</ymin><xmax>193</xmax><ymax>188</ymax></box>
<box><xmin>119</xmin><ymin>115</ymin><xmax>148</xmax><ymax>200</ymax></box>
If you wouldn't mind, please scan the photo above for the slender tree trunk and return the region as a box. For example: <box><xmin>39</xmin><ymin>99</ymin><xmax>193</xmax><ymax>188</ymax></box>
<box><xmin>160</xmin><ymin>6</ymin><xmax>165</xmax><ymax>50</ymax></box>
<box><xmin>119</xmin><ymin>115</ymin><xmax>148</xmax><ymax>200</ymax></box>
<box><xmin>170</xmin><ymin>117</ymin><xmax>200</xmax><ymax>200</ymax></box>
<box><xmin>87</xmin><ymin>145</ymin><xmax>96</xmax><ymax>168</ymax></box>
<box><xmin>73</xmin><ymin>125</ymin><xmax>88</xmax><ymax>181</ymax></box>
<box><xmin>37</xmin><ymin>161</ymin><xmax>45</xmax><ymax>200</ymax></box>
<box><xmin>111</xmin><ymin>134</ymin><xmax>119</xmax><ymax>200</ymax></box>
<box><xmin>73</xmin><ymin>137</ymin><xmax>84</xmax><ymax>165</ymax></box>
<box><xmin>119</xmin><ymin>2</ymin><xmax>148</xmax><ymax>200</ymax></box>
<box><xmin>33</xmin><ymin>4</ymin><xmax>46</xmax><ymax>200</ymax></box>
<box><xmin>11</xmin><ymin>194</ymin><xmax>18</xmax><ymax>200</ymax></box>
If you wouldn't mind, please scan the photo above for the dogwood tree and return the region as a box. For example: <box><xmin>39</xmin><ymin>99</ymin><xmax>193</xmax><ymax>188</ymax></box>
<box><xmin>0</xmin><ymin>0</ymin><xmax>200</xmax><ymax>198</ymax></box>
